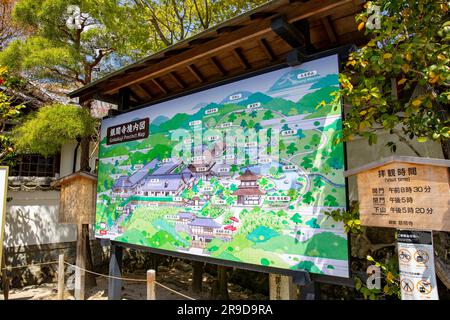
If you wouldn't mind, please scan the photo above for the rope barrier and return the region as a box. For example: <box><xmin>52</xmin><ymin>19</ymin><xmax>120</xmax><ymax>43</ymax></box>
<box><xmin>63</xmin><ymin>261</ymin><xmax>196</xmax><ymax>300</ymax></box>
<box><xmin>2</xmin><ymin>260</ymin><xmax>196</xmax><ymax>300</ymax></box>
<box><xmin>63</xmin><ymin>261</ymin><xmax>146</xmax><ymax>282</ymax></box>
<box><xmin>154</xmin><ymin>281</ymin><xmax>196</xmax><ymax>300</ymax></box>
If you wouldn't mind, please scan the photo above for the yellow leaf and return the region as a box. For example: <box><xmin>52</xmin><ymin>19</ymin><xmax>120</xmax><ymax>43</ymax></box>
<box><xmin>383</xmin><ymin>285</ymin><xmax>390</xmax><ymax>294</ymax></box>
<box><xmin>398</xmin><ymin>78</ymin><xmax>407</xmax><ymax>85</ymax></box>
<box><xmin>383</xmin><ymin>53</ymin><xmax>393</xmax><ymax>59</ymax></box>
<box><xmin>360</xmin><ymin>60</ymin><xmax>368</xmax><ymax>67</ymax></box>
<box><xmin>437</xmin><ymin>54</ymin><xmax>446</xmax><ymax>61</ymax></box>
<box><xmin>405</xmin><ymin>53</ymin><xmax>412</xmax><ymax>62</ymax></box>
<box><xmin>386</xmin><ymin>272</ymin><xmax>394</xmax><ymax>282</ymax></box>
<box><xmin>358</xmin><ymin>22</ymin><xmax>365</xmax><ymax>31</ymax></box>
<box><xmin>346</xmin><ymin>60</ymin><xmax>356</xmax><ymax>67</ymax></box>
<box><xmin>367</xmin><ymin>39</ymin><xmax>376</xmax><ymax>47</ymax></box>
<box><xmin>359</xmin><ymin>110</ymin><xmax>367</xmax><ymax>116</ymax></box>
<box><xmin>441</xmin><ymin>3</ymin><xmax>449</xmax><ymax>12</ymax></box>
<box><xmin>359</xmin><ymin>121</ymin><xmax>366</xmax><ymax>132</ymax></box>
<box><xmin>429</xmin><ymin>75</ymin><xmax>440</xmax><ymax>84</ymax></box>
<box><xmin>401</xmin><ymin>64</ymin><xmax>410</xmax><ymax>73</ymax></box>
<box><xmin>412</xmin><ymin>99</ymin><xmax>422</xmax><ymax>107</ymax></box>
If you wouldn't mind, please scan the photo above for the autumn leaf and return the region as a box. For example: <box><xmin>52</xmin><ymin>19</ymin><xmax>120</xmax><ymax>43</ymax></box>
<box><xmin>401</xmin><ymin>64</ymin><xmax>410</xmax><ymax>73</ymax></box>
<box><xmin>405</xmin><ymin>53</ymin><xmax>412</xmax><ymax>61</ymax></box>
<box><xmin>383</xmin><ymin>53</ymin><xmax>393</xmax><ymax>59</ymax></box>
<box><xmin>358</xmin><ymin>21</ymin><xmax>365</xmax><ymax>31</ymax></box>
<box><xmin>412</xmin><ymin>99</ymin><xmax>422</xmax><ymax>107</ymax></box>
<box><xmin>398</xmin><ymin>78</ymin><xmax>407</xmax><ymax>85</ymax></box>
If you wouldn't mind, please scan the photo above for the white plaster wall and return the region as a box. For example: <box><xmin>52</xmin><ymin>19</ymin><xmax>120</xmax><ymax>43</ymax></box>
<box><xmin>4</xmin><ymin>141</ymin><xmax>99</xmax><ymax>248</ymax></box>
<box><xmin>59</xmin><ymin>140</ymin><xmax>98</xmax><ymax>177</ymax></box>
<box><xmin>4</xmin><ymin>190</ymin><xmax>76</xmax><ymax>247</ymax></box>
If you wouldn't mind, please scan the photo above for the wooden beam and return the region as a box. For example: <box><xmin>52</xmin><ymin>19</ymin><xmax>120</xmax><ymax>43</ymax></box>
<box><xmin>259</xmin><ymin>38</ymin><xmax>276</xmax><ymax>61</ymax></box>
<box><xmin>232</xmin><ymin>48</ymin><xmax>251</xmax><ymax>69</ymax></box>
<box><xmin>209</xmin><ymin>57</ymin><xmax>227</xmax><ymax>76</ymax></box>
<box><xmin>97</xmin><ymin>0</ymin><xmax>352</xmax><ymax>95</ymax></box>
<box><xmin>169</xmin><ymin>71</ymin><xmax>186</xmax><ymax>89</ymax></box>
<box><xmin>187</xmin><ymin>64</ymin><xmax>205</xmax><ymax>83</ymax></box>
<box><xmin>129</xmin><ymin>89</ymin><xmax>141</xmax><ymax>103</ymax></box>
<box><xmin>321</xmin><ymin>16</ymin><xmax>337</xmax><ymax>43</ymax></box>
<box><xmin>189</xmin><ymin>37</ymin><xmax>216</xmax><ymax>46</ymax></box>
<box><xmin>217</xmin><ymin>25</ymin><xmax>242</xmax><ymax>34</ymax></box>
<box><xmin>250</xmin><ymin>12</ymin><xmax>276</xmax><ymax>20</ymax></box>
<box><xmin>152</xmin><ymin>78</ymin><xmax>168</xmax><ymax>95</ymax></box>
<box><xmin>135</xmin><ymin>84</ymin><xmax>153</xmax><ymax>99</ymax></box>
<box><xmin>164</xmin><ymin>47</ymin><xmax>190</xmax><ymax>57</ymax></box>
<box><xmin>271</xmin><ymin>15</ymin><xmax>306</xmax><ymax>48</ymax></box>
<box><xmin>118</xmin><ymin>88</ymin><xmax>131</xmax><ymax>111</ymax></box>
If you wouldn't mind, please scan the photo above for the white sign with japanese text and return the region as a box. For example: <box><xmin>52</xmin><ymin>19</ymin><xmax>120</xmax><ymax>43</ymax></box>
<box><xmin>398</xmin><ymin>230</ymin><xmax>439</xmax><ymax>300</ymax></box>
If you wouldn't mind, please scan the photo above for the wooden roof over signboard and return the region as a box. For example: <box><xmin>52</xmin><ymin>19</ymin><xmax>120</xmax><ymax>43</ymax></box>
<box><xmin>69</xmin><ymin>0</ymin><xmax>367</xmax><ymax>108</ymax></box>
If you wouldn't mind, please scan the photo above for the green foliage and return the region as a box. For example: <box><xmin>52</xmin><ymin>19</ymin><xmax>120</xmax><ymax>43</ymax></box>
<box><xmin>355</xmin><ymin>255</ymin><xmax>400</xmax><ymax>300</ymax></box>
<box><xmin>0</xmin><ymin>0</ymin><xmax>139</xmax><ymax>84</ymax></box>
<box><xmin>339</xmin><ymin>0</ymin><xmax>450</xmax><ymax>150</ymax></box>
<box><xmin>324</xmin><ymin>201</ymin><xmax>361</xmax><ymax>234</ymax></box>
<box><xmin>0</xmin><ymin>66</ymin><xmax>25</xmax><ymax>165</ymax></box>
<box><xmin>12</xmin><ymin>104</ymin><xmax>96</xmax><ymax>156</ymax></box>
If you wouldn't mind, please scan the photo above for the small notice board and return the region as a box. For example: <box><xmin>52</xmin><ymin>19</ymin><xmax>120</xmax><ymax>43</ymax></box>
<box><xmin>345</xmin><ymin>156</ymin><xmax>450</xmax><ymax>231</ymax></box>
<box><xmin>397</xmin><ymin>230</ymin><xmax>438</xmax><ymax>300</ymax></box>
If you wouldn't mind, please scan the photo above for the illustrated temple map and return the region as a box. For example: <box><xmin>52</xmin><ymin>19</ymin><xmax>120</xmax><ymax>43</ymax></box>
<box><xmin>96</xmin><ymin>55</ymin><xmax>349</xmax><ymax>277</ymax></box>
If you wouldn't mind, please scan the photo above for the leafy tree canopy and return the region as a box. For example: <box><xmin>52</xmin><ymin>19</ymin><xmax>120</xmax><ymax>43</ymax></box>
<box><xmin>12</xmin><ymin>103</ymin><xmax>96</xmax><ymax>156</ymax></box>
<box><xmin>339</xmin><ymin>0</ymin><xmax>450</xmax><ymax>157</ymax></box>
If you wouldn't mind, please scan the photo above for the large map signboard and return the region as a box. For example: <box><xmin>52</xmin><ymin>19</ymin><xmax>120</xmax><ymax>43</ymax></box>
<box><xmin>96</xmin><ymin>54</ymin><xmax>349</xmax><ymax>277</ymax></box>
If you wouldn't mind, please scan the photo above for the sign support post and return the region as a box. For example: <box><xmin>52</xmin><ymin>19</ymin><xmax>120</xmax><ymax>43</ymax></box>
<box><xmin>269</xmin><ymin>274</ymin><xmax>297</xmax><ymax>300</ymax></box>
<box><xmin>108</xmin><ymin>243</ymin><xmax>123</xmax><ymax>300</ymax></box>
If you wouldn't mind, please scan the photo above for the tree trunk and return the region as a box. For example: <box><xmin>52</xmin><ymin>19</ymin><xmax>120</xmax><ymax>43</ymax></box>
<box><xmin>434</xmin><ymin>101</ymin><xmax>450</xmax><ymax>290</ymax></box>
<box><xmin>191</xmin><ymin>261</ymin><xmax>204</xmax><ymax>294</ymax></box>
<box><xmin>77</xmin><ymin>100</ymin><xmax>95</xmax><ymax>289</ymax></box>
<box><xmin>83</xmin><ymin>224</ymin><xmax>96</xmax><ymax>288</ymax></box>
<box><xmin>79</xmin><ymin>137</ymin><xmax>91</xmax><ymax>172</ymax></box>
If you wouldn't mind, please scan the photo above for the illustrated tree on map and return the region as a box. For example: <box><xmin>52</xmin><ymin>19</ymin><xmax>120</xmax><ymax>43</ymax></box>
<box><xmin>287</xmin><ymin>142</ymin><xmax>298</xmax><ymax>155</ymax></box>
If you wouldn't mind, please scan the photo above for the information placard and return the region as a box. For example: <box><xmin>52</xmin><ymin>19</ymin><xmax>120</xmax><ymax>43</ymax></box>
<box><xmin>356</xmin><ymin>162</ymin><xmax>450</xmax><ymax>231</ymax></box>
<box><xmin>398</xmin><ymin>230</ymin><xmax>439</xmax><ymax>300</ymax></box>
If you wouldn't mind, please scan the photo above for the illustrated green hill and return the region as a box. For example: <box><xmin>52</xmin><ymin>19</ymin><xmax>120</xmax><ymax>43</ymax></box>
<box><xmin>309</xmin><ymin>74</ymin><xmax>338</xmax><ymax>89</ymax></box>
<box><xmin>253</xmin><ymin>231</ymin><xmax>347</xmax><ymax>260</ymax></box>
<box><xmin>297</xmin><ymin>86</ymin><xmax>339</xmax><ymax>116</ymax></box>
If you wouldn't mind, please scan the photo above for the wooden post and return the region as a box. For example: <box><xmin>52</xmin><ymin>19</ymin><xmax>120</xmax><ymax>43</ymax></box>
<box><xmin>269</xmin><ymin>274</ymin><xmax>297</xmax><ymax>300</ymax></box>
<box><xmin>191</xmin><ymin>261</ymin><xmax>204</xmax><ymax>294</ymax></box>
<box><xmin>75</xmin><ymin>224</ymin><xmax>86</xmax><ymax>300</ymax></box>
<box><xmin>108</xmin><ymin>244</ymin><xmax>123</xmax><ymax>300</ymax></box>
<box><xmin>1</xmin><ymin>249</ymin><xmax>9</xmax><ymax>300</ymax></box>
<box><xmin>147</xmin><ymin>269</ymin><xmax>156</xmax><ymax>300</ymax></box>
<box><xmin>57</xmin><ymin>253</ymin><xmax>65</xmax><ymax>300</ymax></box>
